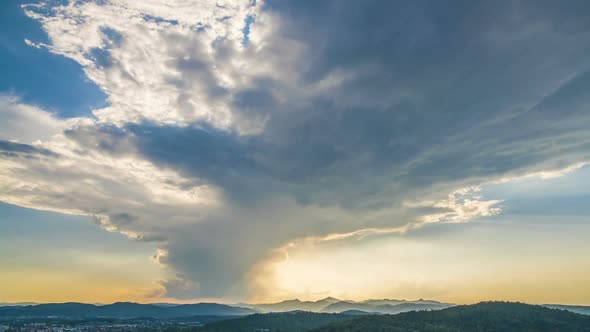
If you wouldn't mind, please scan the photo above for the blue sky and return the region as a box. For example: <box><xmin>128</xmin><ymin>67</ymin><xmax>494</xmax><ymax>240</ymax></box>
<box><xmin>0</xmin><ymin>1</ymin><xmax>106</xmax><ymax>118</ymax></box>
<box><xmin>0</xmin><ymin>1</ymin><xmax>122</xmax><ymax>292</ymax></box>
<box><xmin>0</xmin><ymin>0</ymin><xmax>589</xmax><ymax>304</ymax></box>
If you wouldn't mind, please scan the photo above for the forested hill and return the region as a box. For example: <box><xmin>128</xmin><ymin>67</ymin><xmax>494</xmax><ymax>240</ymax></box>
<box><xmin>311</xmin><ymin>301</ymin><xmax>590</xmax><ymax>332</ymax></box>
<box><xmin>197</xmin><ymin>311</ymin><xmax>356</xmax><ymax>332</ymax></box>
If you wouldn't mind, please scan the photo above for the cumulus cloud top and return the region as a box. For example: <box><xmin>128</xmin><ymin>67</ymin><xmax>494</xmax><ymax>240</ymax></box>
<box><xmin>1</xmin><ymin>0</ymin><xmax>590</xmax><ymax>300</ymax></box>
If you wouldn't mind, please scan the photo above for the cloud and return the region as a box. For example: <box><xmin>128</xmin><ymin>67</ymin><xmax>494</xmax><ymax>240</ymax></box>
<box><xmin>404</xmin><ymin>187</ymin><xmax>503</xmax><ymax>224</ymax></box>
<box><xmin>22</xmin><ymin>0</ymin><xmax>259</xmax><ymax>130</ymax></box>
<box><xmin>2</xmin><ymin>0</ymin><xmax>590</xmax><ymax>300</ymax></box>
<box><xmin>0</xmin><ymin>120</ymin><xmax>221</xmax><ymax>239</ymax></box>
<box><xmin>0</xmin><ymin>140</ymin><xmax>57</xmax><ymax>158</ymax></box>
<box><xmin>0</xmin><ymin>95</ymin><xmax>66</xmax><ymax>143</ymax></box>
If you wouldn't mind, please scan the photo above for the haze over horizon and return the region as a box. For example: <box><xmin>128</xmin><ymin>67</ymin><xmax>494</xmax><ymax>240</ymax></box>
<box><xmin>1</xmin><ymin>0</ymin><xmax>590</xmax><ymax>307</ymax></box>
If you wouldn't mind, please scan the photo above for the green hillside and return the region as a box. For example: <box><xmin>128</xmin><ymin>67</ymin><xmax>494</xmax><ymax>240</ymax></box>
<box><xmin>311</xmin><ymin>301</ymin><xmax>590</xmax><ymax>332</ymax></box>
<box><xmin>197</xmin><ymin>311</ymin><xmax>355</xmax><ymax>332</ymax></box>
<box><xmin>196</xmin><ymin>302</ymin><xmax>590</xmax><ymax>332</ymax></box>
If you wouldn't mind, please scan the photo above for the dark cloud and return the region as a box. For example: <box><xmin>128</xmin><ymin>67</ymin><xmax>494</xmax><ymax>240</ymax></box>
<box><xmin>145</xmin><ymin>0</ymin><xmax>590</xmax><ymax>296</ymax></box>
<box><xmin>64</xmin><ymin>124</ymin><xmax>133</xmax><ymax>156</ymax></box>
<box><xmin>9</xmin><ymin>0</ymin><xmax>590</xmax><ymax>299</ymax></box>
<box><xmin>127</xmin><ymin>123</ymin><xmax>267</xmax><ymax>199</ymax></box>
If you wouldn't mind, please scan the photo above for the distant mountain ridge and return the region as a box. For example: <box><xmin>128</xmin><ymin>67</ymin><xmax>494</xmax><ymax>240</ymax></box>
<box><xmin>250</xmin><ymin>297</ymin><xmax>453</xmax><ymax>314</ymax></box>
<box><xmin>0</xmin><ymin>302</ymin><xmax>38</xmax><ymax>307</ymax></box>
<box><xmin>0</xmin><ymin>302</ymin><xmax>257</xmax><ymax>319</ymax></box>
<box><xmin>0</xmin><ymin>298</ymin><xmax>450</xmax><ymax>319</ymax></box>
<box><xmin>197</xmin><ymin>302</ymin><xmax>590</xmax><ymax>332</ymax></box>
<box><xmin>320</xmin><ymin>300</ymin><xmax>452</xmax><ymax>314</ymax></box>
<box><xmin>543</xmin><ymin>304</ymin><xmax>590</xmax><ymax>315</ymax></box>
<box><xmin>249</xmin><ymin>297</ymin><xmax>341</xmax><ymax>313</ymax></box>
<box><xmin>1</xmin><ymin>299</ymin><xmax>587</xmax><ymax>319</ymax></box>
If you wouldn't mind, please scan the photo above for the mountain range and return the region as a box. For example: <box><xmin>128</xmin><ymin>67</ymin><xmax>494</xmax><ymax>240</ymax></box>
<box><xmin>0</xmin><ymin>302</ymin><xmax>256</xmax><ymax>319</ymax></box>
<box><xmin>543</xmin><ymin>304</ymin><xmax>590</xmax><ymax>315</ymax></box>
<box><xmin>238</xmin><ymin>297</ymin><xmax>453</xmax><ymax>314</ymax></box>
<box><xmin>310</xmin><ymin>302</ymin><xmax>590</xmax><ymax>332</ymax></box>
<box><xmin>197</xmin><ymin>302</ymin><xmax>590</xmax><ymax>331</ymax></box>
<box><xmin>0</xmin><ymin>298</ymin><xmax>588</xmax><ymax>319</ymax></box>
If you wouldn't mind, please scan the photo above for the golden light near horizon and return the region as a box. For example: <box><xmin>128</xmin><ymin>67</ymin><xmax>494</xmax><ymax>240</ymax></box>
<box><xmin>0</xmin><ymin>269</ymin><xmax>156</xmax><ymax>304</ymax></box>
<box><xmin>262</xmin><ymin>240</ymin><xmax>590</xmax><ymax>306</ymax></box>
<box><xmin>250</xmin><ymin>195</ymin><xmax>590</xmax><ymax>305</ymax></box>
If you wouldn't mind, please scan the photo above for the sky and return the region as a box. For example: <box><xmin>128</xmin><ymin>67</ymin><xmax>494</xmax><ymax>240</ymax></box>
<box><xmin>0</xmin><ymin>0</ymin><xmax>589</xmax><ymax>305</ymax></box>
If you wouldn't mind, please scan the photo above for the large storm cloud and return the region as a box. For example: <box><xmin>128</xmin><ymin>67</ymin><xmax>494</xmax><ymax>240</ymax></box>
<box><xmin>2</xmin><ymin>0</ymin><xmax>590</xmax><ymax>299</ymax></box>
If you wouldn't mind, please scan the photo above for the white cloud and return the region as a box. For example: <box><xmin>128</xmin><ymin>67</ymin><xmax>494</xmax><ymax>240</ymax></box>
<box><xmin>0</xmin><ymin>120</ymin><xmax>222</xmax><ymax>239</ymax></box>
<box><xmin>0</xmin><ymin>95</ymin><xmax>66</xmax><ymax>143</ymax></box>
<box><xmin>407</xmin><ymin>187</ymin><xmax>503</xmax><ymax>224</ymax></box>
<box><xmin>23</xmin><ymin>0</ymin><xmax>260</xmax><ymax>132</ymax></box>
